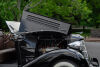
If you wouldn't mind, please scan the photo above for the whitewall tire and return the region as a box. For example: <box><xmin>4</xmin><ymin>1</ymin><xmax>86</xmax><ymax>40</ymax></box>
<box><xmin>52</xmin><ymin>60</ymin><xmax>78</xmax><ymax>67</ymax></box>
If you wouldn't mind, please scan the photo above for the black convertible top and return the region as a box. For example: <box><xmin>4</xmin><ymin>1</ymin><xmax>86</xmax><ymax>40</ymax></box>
<box><xmin>19</xmin><ymin>11</ymin><xmax>71</xmax><ymax>35</ymax></box>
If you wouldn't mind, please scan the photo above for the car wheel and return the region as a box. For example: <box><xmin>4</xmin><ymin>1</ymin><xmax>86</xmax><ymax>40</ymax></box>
<box><xmin>52</xmin><ymin>60</ymin><xmax>78</xmax><ymax>67</ymax></box>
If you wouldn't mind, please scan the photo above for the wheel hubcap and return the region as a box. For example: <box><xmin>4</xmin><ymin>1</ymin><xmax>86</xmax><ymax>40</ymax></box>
<box><xmin>54</xmin><ymin>62</ymin><xmax>75</xmax><ymax>67</ymax></box>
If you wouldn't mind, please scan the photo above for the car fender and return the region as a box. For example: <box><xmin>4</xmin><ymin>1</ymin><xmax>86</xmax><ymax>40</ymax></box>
<box><xmin>23</xmin><ymin>49</ymin><xmax>88</xmax><ymax>67</ymax></box>
<box><xmin>41</xmin><ymin>49</ymin><xmax>84</xmax><ymax>62</ymax></box>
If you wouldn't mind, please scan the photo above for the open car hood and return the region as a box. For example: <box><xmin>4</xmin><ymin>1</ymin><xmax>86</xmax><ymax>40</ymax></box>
<box><xmin>19</xmin><ymin>11</ymin><xmax>71</xmax><ymax>35</ymax></box>
<box><xmin>6</xmin><ymin>21</ymin><xmax>20</xmax><ymax>33</ymax></box>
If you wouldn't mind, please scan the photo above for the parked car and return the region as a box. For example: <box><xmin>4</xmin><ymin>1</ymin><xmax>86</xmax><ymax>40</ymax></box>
<box><xmin>6</xmin><ymin>10</ymin><xmax>99</xmax><ymax>67</ymax></box>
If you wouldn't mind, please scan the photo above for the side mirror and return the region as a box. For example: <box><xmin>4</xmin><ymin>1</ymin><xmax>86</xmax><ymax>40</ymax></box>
<box><xmin>91</xmin><ymin>58</ymin><xmax>99</xmax><ymax>67</ymax></box>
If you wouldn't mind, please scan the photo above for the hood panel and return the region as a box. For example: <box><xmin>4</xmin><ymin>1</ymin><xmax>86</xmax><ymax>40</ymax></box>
<box><xmin>19</xmin><ymin>11</ymin><xmax>71</xmax><ymax>35</ymax></box>
<box><xmin>6</xmin><ymin>21</ymin><xmax>20</xmax><ymax>33</ymax></box>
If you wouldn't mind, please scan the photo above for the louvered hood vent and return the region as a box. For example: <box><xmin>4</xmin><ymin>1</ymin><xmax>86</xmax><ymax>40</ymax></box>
<box><xmin>19</xmin><ymin>11</ymin><xmax>71</xmax><ymax>35</ymax></box>
<box><xmin>27</xmin><ymin>15</ymin><xmax>60</xmax><ymax>30</ymax></box>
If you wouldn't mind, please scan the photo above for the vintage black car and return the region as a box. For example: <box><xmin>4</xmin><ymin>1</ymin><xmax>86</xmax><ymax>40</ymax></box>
<box><xmin>6</xmin><ymin>10</ymin><xmax>99</xmax><ymax>67</ymax></box>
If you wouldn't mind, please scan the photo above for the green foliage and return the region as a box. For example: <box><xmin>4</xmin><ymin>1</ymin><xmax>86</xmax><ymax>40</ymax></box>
<box><xmin>0</xmin><ymin>0</ymin><xmax>20</xmax><ymax>30</ymax></box>
<box><xmin>87</xmin><ymin>0</ymin><xmax>100</xmax><ymax>28</ymax></box>
<box><xmin>29</xmin><ymin>0</ymin><xmax>92</xmax><ymax>26</ymax></box>
<box><xmin>0</xmin><ymin>0</ymin><xmax>99</xmax><ymax>31</ymax></box>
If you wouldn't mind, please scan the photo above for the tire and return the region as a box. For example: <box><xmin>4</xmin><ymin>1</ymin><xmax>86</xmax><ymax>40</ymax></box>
<box><xmin>51</xmin><ymin>59</ymin><xmax>79</xmax><ymax>67</ymax></box>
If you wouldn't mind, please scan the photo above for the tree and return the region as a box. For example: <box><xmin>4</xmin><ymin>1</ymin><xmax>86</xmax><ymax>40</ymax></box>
<box><xmin>0</xmin><ymin>0</ymin><xmax>93</xmax><ymax>31</ymax></box>
<box><xmin>29</xmin><ymin>0</ymin><xmax>92</xmax><ymax>27</ymax></box>
<box><xmin>87</xmin><ymin>0</ymin><xmax>100</xmax><ymax>28</ymax></box>
<box><xmin>0</xmin><ymin>0</ymin><xmax>30</xmax><ymax>30</ymax></box>
<box><xmin>0</xmin><ymin>0</ymin><xmax>20</xmax><ymax>30</ymax></box>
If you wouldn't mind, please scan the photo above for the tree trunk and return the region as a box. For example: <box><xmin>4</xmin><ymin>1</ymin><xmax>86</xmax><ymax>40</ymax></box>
<box><xmin>83</xmin><ymin>26</ymin><xmax>85</xmax><ymax>33</ymax></box>
<box><xmin>96</xmin><ymin>24</ymin><xmax>99</xmax><ymax>28</ymax></box>
<box><xmin>17</xmin><ymin>0</ymin><xmax>21</xmax><ymax>10</ymax></box>
<box><xmin>17</xmin><ymin>0</ymin><xmax>21</xmax><ymax>21</ymax></box>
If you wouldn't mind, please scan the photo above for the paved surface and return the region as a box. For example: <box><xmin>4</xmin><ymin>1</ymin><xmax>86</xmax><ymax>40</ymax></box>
<box><xmin>0</xmin><ymin>63</ymin><xmax>17</xmax><ymax>67</ymax></box>
<box><xmin>85</xmin><ymin>38</ymin><xmax>100</xmax><ymax>42</ymax></box>
<box><xmin>0</xmin><ymin>60</ymin><xmax>17</xmax><ymax>67</ymax></box>
<box><xmin>0</xmin><ymin>42</ymin><xmax>100</xmax><ymax>67</ymax></box>
<box><xmin>86</xmin><ymin>42</ymin><xmax>100</xmax><ymax>66</ymax></box>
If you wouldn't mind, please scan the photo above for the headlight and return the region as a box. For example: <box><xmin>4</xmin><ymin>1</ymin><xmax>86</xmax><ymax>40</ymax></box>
<box><xmin>68</xmin><ymin>40</ymin><xmax>86</xmax><ymax>51</ymax></box>
<box><xmin>68</xmin><ymin>40</ymin><xmax>89</xmax><ymax>58</ymax></box>
<box><xmin>68</xmin><ymin>41</ymin><xmax>81</xmax><ymax>50</ymax></box>
<box><xmin>68</xmin><ymin>41</ymin><xmax>81</xmax><ymax>49</ymax></box>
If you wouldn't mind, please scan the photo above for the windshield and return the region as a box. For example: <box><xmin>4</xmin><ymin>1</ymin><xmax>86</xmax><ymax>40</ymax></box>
<box><xmin>24</xmin><ymin>35</ymin><xmax>37</xmax><ymax>48</ymax></box>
